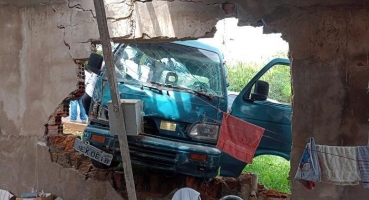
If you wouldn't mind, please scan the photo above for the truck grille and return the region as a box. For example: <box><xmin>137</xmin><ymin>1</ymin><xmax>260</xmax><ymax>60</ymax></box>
<box><xmin>128</xmin><ymin>142</ymin><xmax>177</xmax><ymax>168</ymax></box>
<box><xmin>143</xmin><ymin>118</ymin><xmax>159</xmax><ymax>135</ymax></box>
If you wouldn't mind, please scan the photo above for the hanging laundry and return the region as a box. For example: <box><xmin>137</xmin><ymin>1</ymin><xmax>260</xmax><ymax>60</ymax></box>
<box><xmin>316</xmin><ymin>145</ymin><xmax>361</xmax><ymax>185</ymax></box>
<box><xmin>0</xmin><ymin>189</ymin><xmax>13</xmax><ymax>200</ymax></box>
<box><xmin>216</xmin><ymin>113</ymin><xmax>264</xmax><ymax>163</ymax></box>
<box><xmin>357</xmin><ymin>146</ymin><xmax>369</xmax><ymax>188</ymax></box>
<box><xmin>171</xmin><ymin>187</ymin><xmax>201</xmax><ymax>200</ymax></box>
<box><xmin>294</xmin><ymin>137</ymin><xmax>321</xmax><ymax>190</ymax></box>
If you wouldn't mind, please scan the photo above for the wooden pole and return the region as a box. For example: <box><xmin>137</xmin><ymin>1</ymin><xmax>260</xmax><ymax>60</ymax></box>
<box><xmin>93</xmin><ymin>1</ymin><xmax>137</xmax><ymax>199</ymax></box>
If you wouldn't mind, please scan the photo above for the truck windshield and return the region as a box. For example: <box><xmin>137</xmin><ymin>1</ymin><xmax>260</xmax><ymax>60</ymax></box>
<box><xmin>112</xmin><ymin>42</ymin><xmax>224</xmax><ymax>97</ymax></box>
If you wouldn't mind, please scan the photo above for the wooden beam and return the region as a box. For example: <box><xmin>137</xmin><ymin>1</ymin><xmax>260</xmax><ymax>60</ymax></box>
<box><xmin>93</xmin><ymin>0</ymin><xmax>137</xmax><ymax>199</ymax></box>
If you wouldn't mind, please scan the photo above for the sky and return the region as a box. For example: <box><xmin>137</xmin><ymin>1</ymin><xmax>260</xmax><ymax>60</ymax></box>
<box><xmin>199</xmin><ymin>18</ymin><xmax>289</xmax><ymax>65</ymax></box>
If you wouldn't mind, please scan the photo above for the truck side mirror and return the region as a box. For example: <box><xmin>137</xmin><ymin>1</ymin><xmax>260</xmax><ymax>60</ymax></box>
<box><xmin>87</xmin><ymin>53</ymin><xmax>104</xmax><ymax>75</ymax></box>
<box><xmin>251</xmin><ymin>80</ymin><xmax>269</xmax><ymax>101</ymax></box>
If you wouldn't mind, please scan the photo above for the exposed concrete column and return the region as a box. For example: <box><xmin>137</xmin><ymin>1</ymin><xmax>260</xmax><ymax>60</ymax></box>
<box><xmin>265</xmin><ymin>6</ymin><xmax>369</xmax><ymax>199</ymax></box>
<box><xmin>0</xmin><ymin>4</ymin><xmax>22</xmax><ymax>135</ymax></box>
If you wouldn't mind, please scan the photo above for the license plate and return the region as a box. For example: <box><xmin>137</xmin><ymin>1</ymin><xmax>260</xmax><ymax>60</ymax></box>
<box><xmin>73</xmin><ymin>138</ymin><xmax>113</xmax><ymax>166</ymax></box>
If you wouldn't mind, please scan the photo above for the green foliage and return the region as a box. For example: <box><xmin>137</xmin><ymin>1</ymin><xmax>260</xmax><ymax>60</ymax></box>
<box><xmin>226</xmin><ymin>52</ymin><xmax>291</xmax><ymax>103</ymax></box>
<box><xmin>259</xmin><ymin>65</ymin><xmax>291</xmax><ymax>103</ymax></box>
<box><xmin>228</xmin><ymin>53</ymin><xmax>291</xmax><ymax>193</ymax></box>
<box><xmin>243</xmin><ymin>155</ymin><xmax>291</xmax><ymax>193</ymax></box>
<box><xmin>226</xmin><ymin>61</ymin><xmax>262</xmax><ymax>92</ymax></box>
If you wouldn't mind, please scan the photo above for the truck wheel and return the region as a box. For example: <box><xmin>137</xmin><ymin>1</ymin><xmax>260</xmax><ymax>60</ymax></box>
<box><xmin>91</xmin><ymin>159</ymin><xmax>118</xmax><ymax>169</ymax></box>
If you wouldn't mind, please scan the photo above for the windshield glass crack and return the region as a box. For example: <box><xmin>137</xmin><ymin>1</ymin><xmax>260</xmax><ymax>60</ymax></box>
<box><xmin>109</xmin><ymin>42</ymin><xmax>223</xmax><ymax>97</ymax></box>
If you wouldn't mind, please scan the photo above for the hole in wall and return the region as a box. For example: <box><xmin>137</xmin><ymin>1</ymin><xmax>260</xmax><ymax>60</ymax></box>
<box><xmin>41</xmin><ymin>16</ymin><xmax>291</xmax><ymax>198</ymax></box>
<box><xmin>44</xmin><ymin>59</ymin><xmax>87</xmax><ymax>136</ymax></box>
<box><xmin>43</xmin><ymin>43</ymin><xmax>98</xmax><ymax>179</ymax></box>
<box><xmin>44</xmin><ymin>43</ymin><xmax>100</xmax><ymax>137</ymax></box>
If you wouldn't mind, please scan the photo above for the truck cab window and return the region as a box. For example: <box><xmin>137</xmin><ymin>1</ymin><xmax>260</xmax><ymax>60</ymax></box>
<box><xmin>252</xmin><ymin>64</ymin><xmax>291</xmax><ymax>104</ymax></box>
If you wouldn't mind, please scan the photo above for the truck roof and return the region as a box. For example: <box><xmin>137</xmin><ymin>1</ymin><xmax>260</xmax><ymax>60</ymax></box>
<box><xmin>172</xmin><ymin>40</ymin><xmax>223</xmax><ymax>57</ymax></box>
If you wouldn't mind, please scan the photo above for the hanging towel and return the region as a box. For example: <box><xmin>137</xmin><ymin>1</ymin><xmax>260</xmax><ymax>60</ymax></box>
<box><xmin>172</xmin><ymin>187</ymin><xmax>201</xmax><ymax>200</ymax></box>
<box><xmin>316</xmin><ymin>145</ymin><xmax>360</xmax><ymax>185</ymax></box>
<box><xmin>294</xmin><ymin>137</ymin><xmax>321</xmax><ymax>190</ymax></box>
<box><xmin>357</xmin><ymin>146</ymin><xmax>369</xmax><ymax>188</ymax></box>
<box><xmin>216</xmin><ymin>113</ymin><xmax>264</xmax><ymax>163</ymax></box>
<box><xmin>0</xmin><ymin>189</ymin><xmax>13</xmax><ymax>200</ymax></box>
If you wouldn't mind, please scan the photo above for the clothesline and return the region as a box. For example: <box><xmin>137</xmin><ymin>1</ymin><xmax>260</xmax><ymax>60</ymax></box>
<box><xmin>294</xmin><ymin>137</ymin><xmax>369</xmax><ymax>189</ymax></box>
<box><xmin>192</xmin><ymin>94</ymin><xmax>369</xmax><ymax>163</ymax></box>
<box><xmin>108</xmin><ymin>88</ymin><xmax>369</xmax><ymax>163</ymax></box>
<box><xmin>111</xmin><ymin>69</ymin><xmax>369</xmax><ymax>189</ymax></box>
<box><xmin>193</xmin><ymin>97</ymin><xmax>369</xmax><ymax>162</ymax></box>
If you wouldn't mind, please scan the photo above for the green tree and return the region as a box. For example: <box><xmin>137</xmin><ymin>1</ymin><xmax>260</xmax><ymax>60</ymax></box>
<box><xmin>226</xmin><ymin>61</ymin><xmax>261</xmax><ymax>92</ymax></box>
<box><xmin>226</xmin><ymin>52</ymin><xmax>291</xmax><ymax>103</ymax></box>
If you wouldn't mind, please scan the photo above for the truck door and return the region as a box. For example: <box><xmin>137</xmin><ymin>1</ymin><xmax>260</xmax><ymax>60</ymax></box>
<box><xmin>219</xmin><ymin>58</ymin><xmax>291</xmax><ymax>177</ymax></box>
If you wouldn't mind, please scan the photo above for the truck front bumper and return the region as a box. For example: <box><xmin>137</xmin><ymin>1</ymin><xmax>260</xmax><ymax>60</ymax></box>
<box><xmin>83</xmin><ymin>125</ymin><xmax>222</xmax><ymax>178</ymax></box>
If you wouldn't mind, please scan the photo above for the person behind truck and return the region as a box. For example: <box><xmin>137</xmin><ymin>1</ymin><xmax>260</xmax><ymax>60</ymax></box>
<box><xmin>69</xmin><ymin>98</ymin><xmax>87</xmax><ymax>123</ymax></box>
<box><xmin>81</xmin><ymin>51</ymin><xmax>132</xmax><ymax>115</ymax></box>
<box><xmin>81</xmin><ymin>63</ymin><xmax>104</xmax><ymax>116</ymax></box>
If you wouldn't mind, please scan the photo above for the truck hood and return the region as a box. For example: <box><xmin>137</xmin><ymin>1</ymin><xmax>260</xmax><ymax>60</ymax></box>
<box><xmin>101</xmin><ymin>82</ymin><xmax>225</xmax><ymax>124</ymax></box>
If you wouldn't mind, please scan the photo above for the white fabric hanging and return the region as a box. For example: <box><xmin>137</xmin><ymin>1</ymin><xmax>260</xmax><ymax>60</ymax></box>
<box><xmin>172</xmin><ymin>187</ymin><xmax>201</xmax><ymax>200</ymax></box>
<box><xmin>0</xmin><ymin>189</ymin><xmax>14</xmax><ymax>200</ymax></box>
<box><xmin>316</xmin><ymin>145</ymin><xmax>361</xmax><ymax>185</ymax></box>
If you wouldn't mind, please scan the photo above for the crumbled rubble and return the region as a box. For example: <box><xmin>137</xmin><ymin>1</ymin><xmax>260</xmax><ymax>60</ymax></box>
<box><xmin>47</xmin><ymin>134</ymin><xmax>290</xmax><ymax>200</ymax></box>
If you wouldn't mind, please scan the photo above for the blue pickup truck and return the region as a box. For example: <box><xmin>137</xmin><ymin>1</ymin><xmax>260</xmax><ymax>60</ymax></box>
<box><xmin>73</xmin><ymin>40</ymin><xmax>291</xmax><ymax>178</ymax></box>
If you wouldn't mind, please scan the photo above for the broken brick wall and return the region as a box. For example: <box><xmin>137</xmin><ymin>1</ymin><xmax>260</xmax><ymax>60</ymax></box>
<box><xmin>0</xmin><ymin>2</ymin><xmax>122</xmax><ymax>199</ymax></box>
<box><xmin>4</xmin><ymin>0</ymin><xmax>369</xmax><ymax>199</ymax></box>
<box><xmin>0</xmin><ymin>0</ymin><xmax>224</xmax><ymax>199</ymax></box>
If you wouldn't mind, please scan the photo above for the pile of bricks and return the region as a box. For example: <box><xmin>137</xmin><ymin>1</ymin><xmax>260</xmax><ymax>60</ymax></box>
<box><xmin>47</xmin><ymin>134</ymin><xmax>290</xmax><ymax>200</ymax></box>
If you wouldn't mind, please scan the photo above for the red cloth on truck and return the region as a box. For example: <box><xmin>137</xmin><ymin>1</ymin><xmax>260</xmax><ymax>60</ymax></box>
<box><xmin>216</xmin><ymin>113</ymin><xmax>265</xmax><ymax>163</ymax></box>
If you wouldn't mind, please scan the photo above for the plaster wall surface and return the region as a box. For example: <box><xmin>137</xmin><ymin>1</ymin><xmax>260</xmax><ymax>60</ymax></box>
<box><xmin>264</xmin><ymin>5</ymin><xmax>369</xmax><ymax>199</ymax></box>
<box><xmin>0</xmin><ymin>137</ymin><xmax>123</xmax><ymax>200</ymax></box>
<box><xmin>0</xmin><ymin>3</ymin><xmax>122</xmax><ymax>199</ymax></box>
<box><xmin>0</xmin><ymin>0</ymin><xmax>223</xmax><ymax>199</ymax></box>
<box><xmin>0</xmin><ymin>0</ymin><xmax>223</xmax><ymax>137</ymax></box>
<box><xmin>5</xmin><ymin>0</ymin><xmax>369</xmax><ymax>199</ymax></box>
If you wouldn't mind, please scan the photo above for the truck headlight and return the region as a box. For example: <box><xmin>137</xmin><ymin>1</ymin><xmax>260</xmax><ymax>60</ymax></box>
<box><xmin>188</xmin><ymin>122</ymin><xmax>219</xmax><ymax>143</ymax></box>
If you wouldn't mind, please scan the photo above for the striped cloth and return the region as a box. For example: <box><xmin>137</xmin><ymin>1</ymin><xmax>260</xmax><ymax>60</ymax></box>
<box><xmin>316</xmin><ymin>145</ymin><xmax>360</xmax><ymax>185</ymax></box>
<box><xmin>357</xmin><ymin>146</ymin><xmax>369</xmax><ymax>188</ymax></box>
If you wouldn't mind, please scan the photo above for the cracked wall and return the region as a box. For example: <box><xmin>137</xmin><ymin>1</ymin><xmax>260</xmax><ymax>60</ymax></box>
<box><xmin>0</xmin><ymin>0</ymin><xmax>224</xmax><ymax>199</ymax></box>
<box><xmin>263</xmin><ymin>5</ymin><xmax>369</xmax><ymax>200</ymax></box>
<box><xmin>6</xmin><ymin>0</ymin><xmax>369</xmax><ymax>199</ymax></box>
<box><xmin>0</xmin><ymin>2</ymin><xmax>120</xmax><ymax>199</ymax></box>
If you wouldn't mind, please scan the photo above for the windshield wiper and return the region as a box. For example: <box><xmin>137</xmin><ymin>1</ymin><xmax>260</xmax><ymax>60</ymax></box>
<box><xmin>150</xmin><ymin>81</ymin><xmax>166</xmax><ymax>87</ymax></box>
<box><xmin>170</xmin><ymin>84</ymin><xmax>215</xmax><ymax>100</ymax></box>
<box><xmin>141</xmin><ymin>83</ymin><xmax>163</xmax><ymax>94</ymax></box>
<box><xmin>190</xmin><ymin>89</ymin><xmax>215</xmax><ymax>100</ymax></box>
<box><xmin>151</xmin><ymin>82</ymin><xmax>214</xmax><ymax>100</ymax></box>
